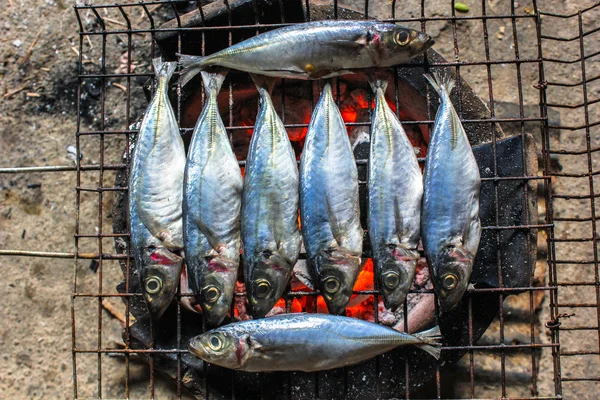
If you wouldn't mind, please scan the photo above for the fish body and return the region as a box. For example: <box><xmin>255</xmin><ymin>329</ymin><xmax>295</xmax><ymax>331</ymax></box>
<box><xmin>178</xmin><ymin>20</ymin><xmax>434</xmax><ymax>84</ymax></box>
<box><xmin>128</xmin><ymin>58</ymin><xmax>186</xmax><ymax>319</ymax></box>
<box><xmin>367</xmin><ymin>77</ymin><xmax>423</xmax><ymax>311</ymax></box>
<box><xmin>183</xmin><ymin>69</ymin><xmax>243</xmax><ymax>326</ymax></box>
<box><xmin>299</xmin><ymin>82</ymin><xmax>363</xmax><ymax>315</ymax></box>
<box><xmin>189</xmin><ymin>313</ymin><xmax>441</xmax><ymax>372</ymax></box>
<box><xmin>241</xmin><ymin>75</ymin><xmax>301</xmax><ymax>318</ymax></box>
<box><xmin>421</xmin><ymin>73</ymin><xmax>481</xmax><ymax>313</ymax></box>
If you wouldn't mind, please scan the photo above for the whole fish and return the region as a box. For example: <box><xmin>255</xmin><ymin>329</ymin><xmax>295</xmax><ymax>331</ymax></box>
<box><xmin>367</xmin><ymin>76</ymin><xmax>423</xmax><ymax>311</ymax></box>
<box><xmin>128</xmin><ymin>58</ymin><xmax>186</xmax><ymax>319</ymax></box>
<box><xmin>183</xmin><ymin>69</ymin><xmax>243</xmax><ymax>326</ymax></box>
<box><xmin>421</xmin><ymin>73</ymin><xmax>481</xmax><ymax>313</ymax></box>
<box><xmin>189</xmin><ymin>313</ymin><xmax>441</xmax><ymax>372</ymax></box>
<box><xmin>299</xmin><ymin>82</ymin><xmax>363</xmax><ymax>315</ymax></box>
<box><xmin>178</xmin><ymin>20</ymin><xmax>434</xmax><ymax>84</ymax></box>
<box><xmin>241</xmin><ymin>75</ymin><xmax>302</xmax><ymax>318</ymax></box>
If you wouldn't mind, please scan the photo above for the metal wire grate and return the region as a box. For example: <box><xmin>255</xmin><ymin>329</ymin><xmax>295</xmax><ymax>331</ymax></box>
<box><xmin>0</xmin><ymin>0</ymin><xmax>598</xmax><ymax>398</ymax></box>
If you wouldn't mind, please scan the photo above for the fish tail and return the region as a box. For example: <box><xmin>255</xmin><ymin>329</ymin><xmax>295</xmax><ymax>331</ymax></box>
<box><xmin>367</xmin><ymin>72</ymin><xmax>389</xmax><ymax>94</ymax></box>
<box><xmin>250</xmin><ymin>74</ymin><xmax>276</xmax><ymax>96</ymax></box>
<box><xmin>424</xmin><ymin>72</ymin><xmax>455</xmax><ymax>96</ymax></box>
<box><xmin>152</xmin><ymin>57</ymin><xmax>177</xmax><ymax>82</ymax></box>
<box><xmin>177</xmin><ymin>53</ymin><xmax>212</xmax><ymax>87</ymax></box>
<box><xmin>414</xmin><ymin>325</ymin><xmax>442</xmax><ymax>360</ymax></box>
<box><xmin>200</xmin><ymin>68</ymin><xmax>228</xmax><ymax>96</ymax></box>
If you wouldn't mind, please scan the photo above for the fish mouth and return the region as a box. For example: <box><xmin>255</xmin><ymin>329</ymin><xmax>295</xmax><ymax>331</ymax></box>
<box><xmin>414</xmin><ymin>31</ymin><xmax>435</xmax><ymax>54</ymax></box>
<box><xmin>201</xmin><ymin>303</ymin><xmax>229</xmax><ymax>326</ymax></box>
<box><xmin>188</xmin><ymin>337</ymin><xmax>210</xmax><ymax>360</ymax></box>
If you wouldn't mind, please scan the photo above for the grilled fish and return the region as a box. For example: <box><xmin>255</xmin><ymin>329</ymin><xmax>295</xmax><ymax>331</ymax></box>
<box><xmin>128</xmin><ymin>58</ymin><xmax>186</xmax><ymax>319</ymax></box>
<box><xmin>189</xmin><ymin>313</ymin><xmax>441</xmax><ymax>372</ymax></box>
<box><xmin>299</xmin><ymin>82</ymin><xmax>363</xmax><ymax>315</ymax></box>
<box><xmin>421</xmin><ymin>73</ymin><xmax>481</xmax><ymax>313</ymax></box>
<box><xmin>367</xmin><ymin>76</ymin><xmax>423</xmax><ymax>311</ymax></box>
<box><xmin>241</xmin><ymin>75</ymin><xmax>302</xmax><ymax>318</ymax></box>
<box><xmin>178</xmin><ymin>20</ymin><xmax>434</xmax><ymax>84</ymax></box>
<box><xmin>183</xmin><ymin>69</ymin><xmax>243</xmax><ymax>326</ymax></box>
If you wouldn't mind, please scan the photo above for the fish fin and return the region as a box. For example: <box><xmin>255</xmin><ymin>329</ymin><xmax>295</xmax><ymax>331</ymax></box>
<box><xmin>416</xmin><ymin>325</ymin><xmax>442</xmax><ymax>340</ymax></box>
<box><xmin>177</xmin><ymin>53</ymin><xmax>213</xmax><ymax>87</ymax></box>
<box><xmin>200</xmin><ymin>68</ymin><xmax>228</xmax><ymax>96</ymax></box>
<box><xmin>414</xmin><ymin>325</ymin><xmax>442</xmax><ymax>359</ymax></box>
<box><xmin>261</xmin><ymin>68</ymin><xmax>308</xmax><ymax>78</ymax></box>
<box><xmin>367</xmin><ymin>71</ymin><xmax>389</xmax><ymax>94</ymax></box>
<box><xmin>423</xmin><ymin>72</ymin><xmax>455</xmax><ymax>96</ymax></box>
<box><xmin>324</xmin><ymin>195</ymin><xmax>344</xmax><ymax>247</ymax></box>
<box><xmin>416</xmin><ymin>343</ymin><xmax>442</xmax><ymax>359</ymax></box>
<box><xmin>250</xmin><ymin>74</ymin><xmax>276</xmax><ymax>95</ymax></box>
<box><xmin>152</xmin><ymin>57</ymin><xmax>177</xmax><ymax>82</ymax></box>
<box><xmin>193</xmin><ymin>215</ymin><xmax>226</xmax><ymax>255</ymax></box>
<box><xmin>425</xmin><ymin>72</ymin><xmax>459</xmax><ymax>148</ymax></box>
<box><xmin>293</xmin><ymin>261</ymin><xmax>316</xmax><ymax>290</ymax></box>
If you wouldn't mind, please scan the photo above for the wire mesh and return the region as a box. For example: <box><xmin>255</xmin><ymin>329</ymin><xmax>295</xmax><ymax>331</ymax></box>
<box><xmin>0</xmin><ymin>0</ymin><xmax>598</xmax><ymax>398</ymax></box>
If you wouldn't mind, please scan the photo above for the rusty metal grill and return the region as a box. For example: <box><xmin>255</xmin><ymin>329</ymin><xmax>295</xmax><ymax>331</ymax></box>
<box><xmin>0</xmin><ymin>0</ymin><xmax>599</xmax><ymax>398</ymax></box>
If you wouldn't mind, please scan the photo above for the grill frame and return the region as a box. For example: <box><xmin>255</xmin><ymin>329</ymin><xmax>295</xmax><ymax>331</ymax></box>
<box><xmin>0</xmin><ymin>0</ymin><xmax>599</xmax><ymax>398</ymax></box>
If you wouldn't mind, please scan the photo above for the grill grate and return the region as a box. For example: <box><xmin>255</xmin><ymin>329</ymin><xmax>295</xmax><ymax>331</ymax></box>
<box><xmin>0</xmin><ymin>0</ymin><xmax>598</xmax><ymax>398</ymax></box>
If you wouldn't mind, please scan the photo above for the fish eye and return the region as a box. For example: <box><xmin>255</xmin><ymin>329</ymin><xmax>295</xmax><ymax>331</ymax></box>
<box><xmin>323</xmin><ymin>277</ymin><xmax>340</xmax><ymax>294</ymax></box>
<box><xmin>382</xmin><ymin>271</ymin><xmax>401</xmax><ymax>289</ymax></box>
<box><xmin>442</xmin><ymin>274</ymin><xmax>458</xmax><ymax>290</ymax></box>
<box><xmin>253</xmin><ymin>280</ymin><xmax>271</xmax><ymax>299</ymax></box>
<box><xmin>145</xmin><ymin>276</ymin><xmax>163</xmax><ymax>294</ymax></box>
<box><xmin>395</xmin><ymin>30</ymin><xmax>411</xmax><ymax>46</ymax></box>
<box><xmin>202</xmin><ymin>285</ymin><xmax>221</xmax><ymax>303</ymax></box>
<box><xmin>208</xmin><ymin>334</ymin><xmax>223</xmax><ymax>351</ymax></box>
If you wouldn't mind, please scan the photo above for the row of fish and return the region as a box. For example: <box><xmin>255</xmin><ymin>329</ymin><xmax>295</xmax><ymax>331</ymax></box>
<box><xmin>129</xmin><ymin>59</ymin><xmax>480</xmax><ymax>326</ymax></box>
<box><xmin>129</xmin><ymin>20</ymin><xmax>479</xmax><ymax>327</ymax></box>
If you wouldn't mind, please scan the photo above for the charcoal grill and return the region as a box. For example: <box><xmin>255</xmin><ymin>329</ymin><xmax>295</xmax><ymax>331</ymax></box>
<box><xmin>1</xmin><ymin>0</ymin><xmax>599</xmax><ymax>399</ymax></box>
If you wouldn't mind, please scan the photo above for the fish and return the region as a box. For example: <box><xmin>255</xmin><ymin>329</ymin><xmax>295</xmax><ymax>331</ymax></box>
<box><xmin>189</xmin><ymin>313</ymin><xmax>442</xmax><ymax>372</ymax></box>
<box><xmin>299</xmin><ymin>81</ymin><xmax>364</xmax><ymax>315</ymax></box>
<box><xmin>241</xmin><ymin>75</ymin><xmax>302</xmax><ymax>318</ymax></box>
<box><xmin>183</xmin><ymin>68</ymin><xmax>244</xmax><ymax>326</ymax></box>
<box><xmin>421</xmin><ymin>72</ymin><xmax>481</xmax><ymax>313</ymax></box>
<box><xmin>178</xmin><ymin>20</ymin><xmax>434</xmax><ymax>85</ymax></box>
<box><xmin>128</xmin><ymin>58</ymin><xmax>186</xmax><ymax>319</ymax></box>
<box><xmin>367</xmin><ymin>75</ymin><xmax>423</xmax><ymax>311</ymax></box>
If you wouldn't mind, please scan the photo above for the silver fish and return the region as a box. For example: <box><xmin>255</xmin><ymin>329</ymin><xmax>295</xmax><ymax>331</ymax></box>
<box><xmin>367</xmin><ymin>76</ymin><xmax>423</xmax><ymax>311</ymax></box>
<box><xmin>421</xmin><ymin>73</ymin><xmax>481</xmax><ymax>313</ymax></box>
<box><xmin>128</xmin><ymin>58</ymin><xmax>186</xmax><ymax>319</ymax></box>
<box><xmin>178</xmin><ymin>20</ymin><xmax>434</xmax><ymax>84</ymax></box>
<box><xmin>189</xmin><ymin>313</ymin><xmax>441</xmax><ymax>372</ymax></box>
<box><xmin>241</xmin><ymin>75</ymin><xmax>302</xmax><ymax>318</ymax></box>
<box><xmin>183</xmin><ymin>69</ymin><xmax>243</xmax><ymax>326</ymax></box>
<box><xmin>299</xmin><ymin>82</ymin><xmax>363</xmax><ymax>315</ymax></box>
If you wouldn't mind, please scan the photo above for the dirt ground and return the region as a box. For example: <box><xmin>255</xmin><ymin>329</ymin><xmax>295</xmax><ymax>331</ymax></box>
<box><xmin>0</xmin><ymin>0</ymin><xmax>599</xmax><ymax>399</ymax></box>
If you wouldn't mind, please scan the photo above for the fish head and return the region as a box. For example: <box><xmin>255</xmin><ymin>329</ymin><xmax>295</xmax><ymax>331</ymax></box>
<box><xmin>374</xmin><ymin>25</ymin><xmax>434</xmax><ymax>64</ymax></box>
<box><xmin>376</xmin><ymin>245</ymin><xmax>419</xmax><ymax>311</ymax></box>
<box><xmin>196</xmin><ymin>256</ymin><xmax>238</xmax><ymax>326</ymax></box>
<box><xmin>189</xmin><ymin>328</ymin><xmax>245</xmax><ymax>369</ymax></box>
<box><xmin>247</xmin><ymin>250</ymin><xmax>293</xmax><ymax>319</ymax></box>
<box><xmin>431</xmin><ymin>244</ymin><xmax>473</xmax><ymax>313</ymax></box>
<box><xmin>314</xmin><ymin>249</ymin><xmax>361</xmax><ymax>315</ymax></box>
<box><xmin>139</xmin><ymin>247</ymin><xmax>184</xmax><ymax>319</ymax></box>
